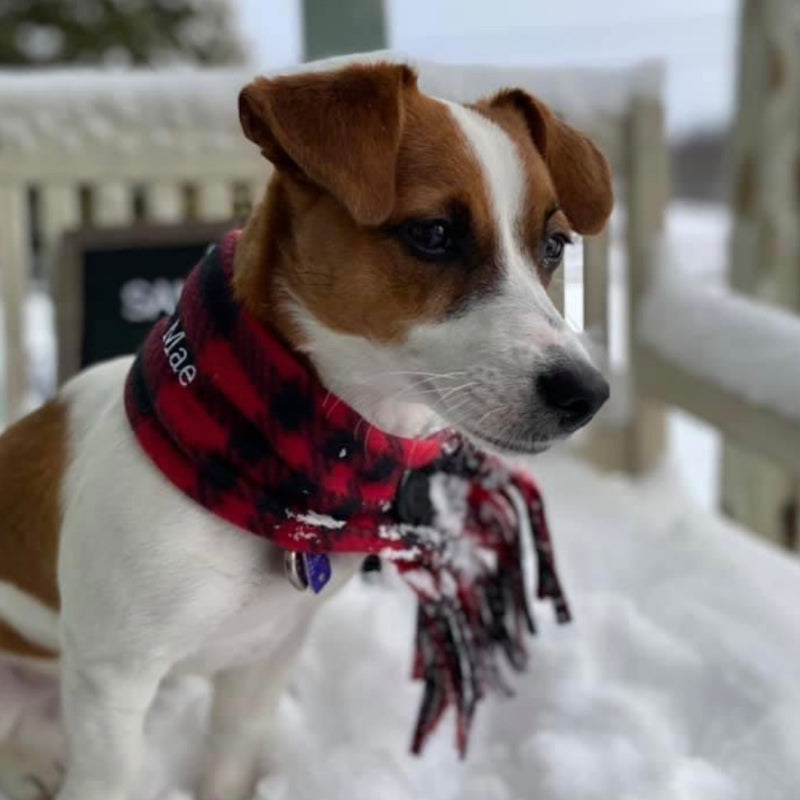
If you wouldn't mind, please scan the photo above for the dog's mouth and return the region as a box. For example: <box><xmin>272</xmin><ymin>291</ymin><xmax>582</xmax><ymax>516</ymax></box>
<box><xmin>420</xmin><ymin>382</ymin><xmax>554</xmax><ymax>456</ymax></box>
<box><xmin>459</xmin><ymin>425</ymin><xmax>553</xmax><ymax>456</ymax></box>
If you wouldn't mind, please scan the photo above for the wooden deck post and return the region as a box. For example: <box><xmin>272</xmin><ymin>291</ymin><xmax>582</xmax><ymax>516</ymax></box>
<box><xmin>583</xmin><ymin>229</ymin><xmax>610</xmax><ymax>352</ymax></box>
<box><xmin>40</xmin><ymin>184</ymin><xmax>81</xmax><ymax>282</ymax></box>
<box><xmin>623</xmin><ymin>95</ymin><xmax>669</xmax><ymax>474</ymax></box>
<box><xmin>720</xmin><ymin>0</ymin><xmax>800</xmax><ymax>548</ymax></box>
<box><xmin>0</xmin><ymin>184</ymin><xmax>31</xmax><ymax>423</ymax></box>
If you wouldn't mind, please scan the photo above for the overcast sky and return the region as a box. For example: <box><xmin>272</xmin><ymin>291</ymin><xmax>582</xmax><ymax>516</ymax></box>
<box><xmin>235</xmin><ymin>0</ymin><xmax>739</xmax><ymax>134</ymax></box>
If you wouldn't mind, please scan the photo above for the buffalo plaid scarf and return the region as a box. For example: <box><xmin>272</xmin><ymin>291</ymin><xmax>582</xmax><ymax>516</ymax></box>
<box><xmin>124</xmin><ymin>230</ymin><xmax>571</xmax><ymax>756</ymax></box>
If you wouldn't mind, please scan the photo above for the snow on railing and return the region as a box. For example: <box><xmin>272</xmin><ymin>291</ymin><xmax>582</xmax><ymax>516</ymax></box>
<box><xmin>635</xmin><ymin>279</ymin><xmax>800</xmax><ymax>477</ymax></box>
<box><xmin>641</xmin><ymin>282</ymin><xmax>800</xmax><ymax>425</ymax></box>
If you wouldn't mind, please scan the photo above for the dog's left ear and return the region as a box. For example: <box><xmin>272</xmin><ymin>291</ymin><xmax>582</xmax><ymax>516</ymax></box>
<box><xmin>239</xmin><ymin>63</ymin><xmax>417</xmax><ymax>226</ymax></box>
<box><xmin>489</xmin><ymin>89</ymin><xmax>613</xmax><ymax>235</ymax></box>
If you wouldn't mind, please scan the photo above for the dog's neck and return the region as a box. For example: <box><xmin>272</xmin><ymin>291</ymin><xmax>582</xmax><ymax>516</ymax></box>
<box><xmin>233</xmin><ymin>182</ymin><xmax>441</xmax><ymax>440</ymax></box>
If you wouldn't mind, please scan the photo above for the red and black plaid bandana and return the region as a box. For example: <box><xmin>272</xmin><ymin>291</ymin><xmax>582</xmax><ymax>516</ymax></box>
<box><xmin>125</xmin><ymin>230</ymin><xmax>571</xmax><ymax>756</ymax></box>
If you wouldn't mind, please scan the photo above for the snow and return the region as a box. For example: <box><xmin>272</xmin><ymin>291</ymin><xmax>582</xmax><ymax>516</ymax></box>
<box><xmin>286</xmin><ymin>511</ymin><xmax>346</xmax><ymax>530</ymax></box>
<box><xmin>4</xmin><ymin>450</ymin><xmax>800</xmax><ymax>799</ymax></box>
<box><xmin>640</xmin><ymin>257</ymin><xmax>800</xmax><ymax>424</ymax></box>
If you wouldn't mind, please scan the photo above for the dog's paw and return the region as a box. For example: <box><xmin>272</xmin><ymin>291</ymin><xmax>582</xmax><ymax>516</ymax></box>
<box><xmin>0</xmin><ymin>746</ymin><xmax>64</xmax><ymax>800</ymax></box>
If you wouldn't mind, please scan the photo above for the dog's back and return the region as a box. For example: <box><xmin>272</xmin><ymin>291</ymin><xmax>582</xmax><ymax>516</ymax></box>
<box><xmin>0</xmin><ymin>399</ymin><xmax>65</xmax><ymax>658</ymax></box>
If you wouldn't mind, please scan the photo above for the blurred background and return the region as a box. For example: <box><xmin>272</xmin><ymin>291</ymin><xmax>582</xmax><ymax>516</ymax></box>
<box><xmin>0</xmin><ymin>0</ymin><xmax>778</xmax><ymax>529</ymax></box>
<box><xmin>2</xmin><ymin>2</ymin><xmax>800</xmax><ymax>798</ymax></box>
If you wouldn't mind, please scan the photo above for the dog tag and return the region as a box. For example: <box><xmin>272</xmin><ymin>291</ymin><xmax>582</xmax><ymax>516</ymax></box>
<box><xmin>284</xmin><ymin>550</ymin><xmax>332</xmax><ymax>594</ymax></box>
<box><xmin>284</xmin><ymin>550</ymin><xmax>308</xmax><ymax>591</ymax></box>
<box><xmin>304</xmin><ymin>553</ymin><xmax>332</xmax><ymax>594</ymax></box>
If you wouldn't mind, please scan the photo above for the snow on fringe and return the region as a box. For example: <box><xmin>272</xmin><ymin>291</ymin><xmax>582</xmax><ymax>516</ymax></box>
<box><xmin>375</xmin><ymin>472</ymin><xmax>500</xmax><ymax>601</ymax></box>
<box><xmin>286</xmin><ymin>510</ymin><xmax>347</xmax><ymax>530</ymax></box>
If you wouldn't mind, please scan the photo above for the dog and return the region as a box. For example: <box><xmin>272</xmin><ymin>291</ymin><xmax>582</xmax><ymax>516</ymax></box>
<box><xmin>0</xmin><ymin>61</ymin><xmax>612</xmax><ymax>800</ymax></box>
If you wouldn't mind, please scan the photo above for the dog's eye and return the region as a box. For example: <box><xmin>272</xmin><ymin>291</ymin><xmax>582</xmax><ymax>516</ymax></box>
<box><xmin>542</xmin><ymin>233</ymin><xmax>571</xmax><ymax>271</ymax></box>
<box><xmin>399</xmin><ymin>219</ymin><xmax>456</xmax><ymax>260</ymax></box>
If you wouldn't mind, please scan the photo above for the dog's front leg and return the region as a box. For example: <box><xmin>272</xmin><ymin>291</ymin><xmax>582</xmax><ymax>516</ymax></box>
<box><xmin>198</xmin><ymin>618</ymin><xmax>312</xmax><ymax>800</ymax></box>
<box><xmin>56</xmin><ymin>654</ymin><xmax>166</xmax><ymax>800</ymax></box>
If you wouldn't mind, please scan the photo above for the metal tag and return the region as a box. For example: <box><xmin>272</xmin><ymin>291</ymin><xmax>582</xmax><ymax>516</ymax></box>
<box><xmin>284</xmin><ymin>550</ymin><xmax>308</xmax><ymax>591</ymax></box>
<box><xmin>284</xmin><ymin>550</ymin><xmax>332</xmax><ymax>594</ymax></box>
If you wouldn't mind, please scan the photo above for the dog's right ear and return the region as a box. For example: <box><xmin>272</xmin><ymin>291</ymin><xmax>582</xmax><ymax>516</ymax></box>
<box><xmin>239</xmin><ymin>63</ymin><xmax>417</xmax><ymax>227</ymax></box>
<box><xmin>487</xmin><ymin>89</ymin><xmax>613</xmax><ymax>235</ymax></box>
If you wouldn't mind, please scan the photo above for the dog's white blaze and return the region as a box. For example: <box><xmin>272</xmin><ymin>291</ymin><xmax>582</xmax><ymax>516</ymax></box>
<box><xmin>442</xmin><ymin>101</ymin><xmax>563</xmax><ymax>341</ymax></box>
<box><xmin>442</xmin><ymin>101</ymin><xmax>526</xmax><ymax>248</ymax></box>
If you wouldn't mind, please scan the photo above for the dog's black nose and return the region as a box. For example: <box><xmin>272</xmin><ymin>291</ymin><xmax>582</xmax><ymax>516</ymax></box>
<box><xmin>537</xmin><ymin>361</ymin><xmax>609</xmax><ymax>432</ymax></box>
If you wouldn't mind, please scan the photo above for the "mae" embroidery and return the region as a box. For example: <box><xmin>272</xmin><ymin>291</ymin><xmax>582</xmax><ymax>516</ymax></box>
<box><xmin>162</xmin><ymin>318</ymin><xmax>196</xmax><ymax>386</ymax></box>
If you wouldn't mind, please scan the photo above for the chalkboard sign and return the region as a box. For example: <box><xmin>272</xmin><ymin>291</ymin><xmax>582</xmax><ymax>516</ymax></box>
<box><xmin>54</xmin><ymin>222</ymin><xmax>232</xmax><ymax>385</ymax></box>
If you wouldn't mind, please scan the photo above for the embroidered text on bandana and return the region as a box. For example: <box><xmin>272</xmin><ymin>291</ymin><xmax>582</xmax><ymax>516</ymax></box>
<box><xmin>125</xmin><ymin>231</ymin><xmax>571</xmax><ymax>756</ymax></box>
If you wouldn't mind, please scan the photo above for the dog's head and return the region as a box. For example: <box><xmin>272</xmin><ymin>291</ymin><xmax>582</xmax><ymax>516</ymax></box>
<box><xmin>235</xmin><ymin>62</ymin><xmax>612</xmax><ymax>453</ymax></box>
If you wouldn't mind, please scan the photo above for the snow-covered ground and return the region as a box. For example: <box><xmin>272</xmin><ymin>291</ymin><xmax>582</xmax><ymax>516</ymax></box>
<box><xmin>4</xmin><ymin>202</ymin><xmax>800</xmax><ymax>798</ymax></box>
<box><xmin>4</xmin><ymin>450</ymin><xmax>798</xmax><ymax>800</ymax></box>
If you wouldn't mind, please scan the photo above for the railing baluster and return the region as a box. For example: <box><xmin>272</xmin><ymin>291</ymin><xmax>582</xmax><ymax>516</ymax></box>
<box><xmin>198</xmin><ymin>181</ymin><xmax>232</xmax><ymax>221</ymax></box>
<box><xmin>40</xmin><ymin>184</ymin><xmax>81</xmax><ymax>281</ymax></box>
<box><xmin>95</xmin><ymin>182</ymin><xmax>132</xmax><ymax>227</ymax></box>
<box><xmin>0</xmin><ymin>183</ymin><xmax>31</xmax><ymax>421</ymax></box>
<box><xmin>147</xmin><ymin>182</ymin><xmax>183</xmax><ymax>223</ymax></box>
<box><xmin>583</xmin><ymin>228</ymin><xmax>610</xmax><ymax>353</ymax></box>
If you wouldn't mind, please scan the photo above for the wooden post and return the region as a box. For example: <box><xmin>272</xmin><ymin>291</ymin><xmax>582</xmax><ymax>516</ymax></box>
<box><xmin>40</xmin><ymin>184</ymin><xmax>81</xmax><ymax>281</ymax></box>
<box><xmin>198</xmin><ymin>181</ymin><xmax>232</xmax><ymax>221</ymax></box>
<box><xmin>95</xmin><ymin>182</ymin><xmax>131</xmax><ymax>227</ymax></box>
<box><xmin>547</xmin><ymin>271</ymin><xmax>565</xmax><ymax>316</ymax></box>
<box><xmin>583</xmin><ymin>229</ymin><xmax>610</xmax><ymax>352</ymax></box>
<box><xmin>624</xmin><ymin>96</ymin><xmax>669</xmax><ymax>473</ymax></box>
<box><xmin>0</xmin><ymin>184</ymin><xmax>31</xmax><ymax>423</ymax></box>
<box><xmin>575</xmin><ymin>227</ymin><xmax>623</xmax><ymax>472</ymax></box>
<box><xmin>720</xmin><ymin>0</ymin><xmax>800</xmax><ymax>547</ymax></box>
<box><xmin>147</xmin><ymin>183</ymin><xmax>183</xmax><ymax>223</ymax></box>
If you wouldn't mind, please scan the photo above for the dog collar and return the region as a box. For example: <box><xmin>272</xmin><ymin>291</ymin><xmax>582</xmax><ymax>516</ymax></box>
<box><xmin>124</xmin><ymin>230</ymin><xmax>571</xmax><ymax>756</ymax></box>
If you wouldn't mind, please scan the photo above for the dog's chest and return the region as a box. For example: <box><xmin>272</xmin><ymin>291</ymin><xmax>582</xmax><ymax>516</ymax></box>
<box><xmin>59</xmin><ymin>360</ymin><xmax>364</xmax><ymax>675</ymax></box>
<box><xmin>171</xmin><ymin>552</ymin><xmax>362</xmax><ymax>676</ymax></box>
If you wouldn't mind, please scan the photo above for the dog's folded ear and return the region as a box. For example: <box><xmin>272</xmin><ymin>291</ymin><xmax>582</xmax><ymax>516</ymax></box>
<box><xmin>239</xmin><ymin>63</ymin><xmax>417</xmax><ymax>227</ymax></box>
<box><xmin>489</xmin><ymin>89</ymin><xmax>613</xmax><ymax>235</ymax></box>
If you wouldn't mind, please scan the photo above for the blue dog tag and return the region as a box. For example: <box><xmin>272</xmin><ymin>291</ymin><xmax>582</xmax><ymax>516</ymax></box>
<box><xmin>304</xmin><ymin>553</ymin><xmax>332</xmax><ymax>593</ymax></box>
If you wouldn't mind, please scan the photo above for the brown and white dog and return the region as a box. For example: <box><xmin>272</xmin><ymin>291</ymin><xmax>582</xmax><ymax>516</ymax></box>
<box><xmin>0</xmin><ymin>62</ymin><xmax>612</xmax><ymax>800</ymax></box>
